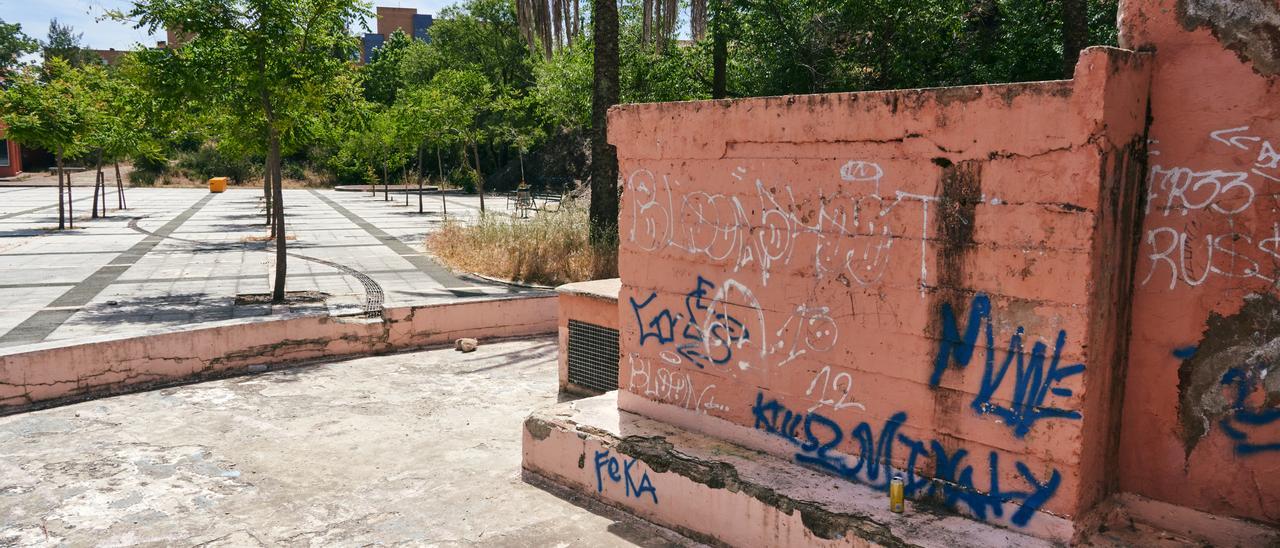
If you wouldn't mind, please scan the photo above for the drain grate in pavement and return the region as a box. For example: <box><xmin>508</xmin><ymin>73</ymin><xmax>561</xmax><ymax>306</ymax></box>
<box><xmin>287</xmin><ymin>253</ymin><xmax>385</xmax><ymax>319</ymax></box>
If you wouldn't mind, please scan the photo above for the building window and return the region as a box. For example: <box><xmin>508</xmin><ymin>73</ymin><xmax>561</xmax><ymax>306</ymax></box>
<box><xmin>0</xmin><ymin>140</ymin><xmax>9</xmax><ymax>167</ymax></box>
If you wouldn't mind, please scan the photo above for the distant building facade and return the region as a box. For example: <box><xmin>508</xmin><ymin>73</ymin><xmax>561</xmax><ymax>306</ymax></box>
<box><xmin>88</xmin><ymin>49</ymin><xmax>127</xmax><ymax>66</ymax></box>
<box><xmin>0</xmin><ymin>123</ymin><xmax>21</xmax><ymax>178</ymax></box>
<box><xmin>361</xmin><ymin>6</ymin><xmax>433</xmax><ymax>64</ymax></box>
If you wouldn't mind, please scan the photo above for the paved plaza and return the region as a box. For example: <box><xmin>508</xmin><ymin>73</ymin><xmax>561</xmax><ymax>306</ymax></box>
<box><xmin>0</xmin><ymin>338</ymin><xmax>684</xmax><ymax>546</ymax></box>
<box><xmin>0</xmin><ymin>186</ymin><xmax>534</xmax><ymax>347</ymax></box>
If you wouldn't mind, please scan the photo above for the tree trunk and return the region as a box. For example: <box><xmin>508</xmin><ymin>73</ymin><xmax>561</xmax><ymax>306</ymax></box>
<box><xmin>418</xmin><ymin>144</ymin><xmax>425</xmax><ymax>213</ymax></box>
<box><xmin>263</xmin><ymin>159</ymin><xmax>273</xmax><ymax>225</ymax></box>
<box><xmin>92</xmin><ymin>150</ymin><xmax>103</xmax><ymax>219</ymax></box>
<box><xmin>438</xmin><ymin>147</ymin><xmax>447</xmax><ymax>217</ymax></box>
<box><xmin>471</xmin><ymin>141</ymin><xmax>485</xmax><ymax>214</ymax></box>
<box><xmin>56</xmin><ymin>148</ymin><xmax>66</xmax><ymax>230</ymax></box>
<box><xmin>91</xmin><ymin>174</ymin><xmax>100</xmax><ymax>219</ymax></box>
<box><xmin>115</xmin><ymin>162</ymin><xmax>125</xmax><ymax>209</ymax></box>
<box><xmin>269</xmin><ymin>133</ymin><xmax>287</xmax><ymax>303</ymax></box>
<box><xmin>383</xmin><ymin>163</ymin><xmax>389</xmax><ymax>201</ymax></box>
<box><xmin>589</xmin><ymin>0</ymin><xmax>620</xmax><ymax>245</ymax></box>
<box><xmin>711</xmin><ymin>0</ymin><xmax>728</xmax><ymax>98</ymax></box>
<box><xmin>65</xmin><ymin>156</ymin><xmax>73</xmax><ymax>229</ymax></box>
<box><xmin>1063</xmin><ymin>0</ymin><xmax>1087</xmax><ymax>78</ymax></box>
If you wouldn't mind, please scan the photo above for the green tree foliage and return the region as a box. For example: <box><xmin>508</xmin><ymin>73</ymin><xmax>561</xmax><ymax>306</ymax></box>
<box><xmin>0</xmin><ymin>58</ymin><xmax>91</xmax><ymax>229</ymax></box>
<box><xmin>0</xmin><ymin>19</ymin><xmax>38</xmax><ymax>77</ymax></box>
<box><xmin>408</xmin><ymin>0</ymin><xmax>533</xmax><ymax>90</ymax></box>
<box><xmin>361</xmin><ymin>29</ymin><xmax>413</xmax><ymax>105</ymax></box>
<box><xmin>125</xmin><ymin>0</ymin><xmax>369</xmax><ymax>302</ymax></box>
<box><xmin>721</xmin><ymin>0</ymin><xmax>1119</xmax><ymax>96</ymax></box>
<box><xmin>42</xmin><ymin>19</ymin><xmax>97</xmax><ymax>68</ymax></box>
<box><xmin>532</xmin><ymin>39</ymin><xmax>592</xmax><ymax>128</ymax></box>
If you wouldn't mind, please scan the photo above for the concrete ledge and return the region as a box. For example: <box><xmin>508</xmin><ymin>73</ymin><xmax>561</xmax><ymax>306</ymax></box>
<box><xmin>557</xmin><ymin>278</ymin><xmax>621</xmax><ymax>301</ymax></box>
<box><xmin>522</xmin><ymin>392</ymin><xmax>1054</xmax><ymax>548</ymax></box>
<box><xmin>1110</xmin><ymin>493</ymin><xmax>1280</xmax><ymax>547</ymax></box>
<box><xmin>0</xmin><ymin>294</ymin><xmax>556</xmax><ymax>414</ymax></box>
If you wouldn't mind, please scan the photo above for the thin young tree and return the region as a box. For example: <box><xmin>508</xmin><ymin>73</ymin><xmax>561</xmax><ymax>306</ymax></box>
<box><xmin>124</xmin><ymin>0</ymin><xmax>368</xmax><ymax>303</ymax></box>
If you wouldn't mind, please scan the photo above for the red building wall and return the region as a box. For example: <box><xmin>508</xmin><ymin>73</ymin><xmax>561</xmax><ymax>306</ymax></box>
<box><xmin>0</xmin><ymin>124</ymin><xmax>22</xmax><ymax>178</ymax></box>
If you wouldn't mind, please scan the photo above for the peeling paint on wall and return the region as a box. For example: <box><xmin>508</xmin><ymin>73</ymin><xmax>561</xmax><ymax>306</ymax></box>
<box><xmin>1176</xmin><ymin>292</ymin><xmax>1280</xmax><ymax>455</ymax></box>
<box><xmin>1177</xmin><ymin>0</ymin><xmax>1280</xmax><ymax>75</ymax></box>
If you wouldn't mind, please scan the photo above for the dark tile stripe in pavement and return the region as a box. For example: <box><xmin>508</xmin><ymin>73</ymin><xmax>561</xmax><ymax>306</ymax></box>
<box><xmin>0</xmin><ymin>250</ymin><xmax>127</xmax><ymax>257</ymax></box>
<box><xmin>0</xmin><ymin>282</ymin><xmax>77</xmax><ymax>289</ymax></box>
<box><xmin>307</xmin><ymin>190</ymin><xmax>468</xmax><ymax>290</ymax></box>
<box><xmin>0</xmin><ymin>193</ymin><xmax>217</xmax><ymax>347</ymax></box>
<box><xmin>0</xmin><ymin>269</ymin><xmax>426</xmax><ymax>291</ymax></box>
<box><xmin>0</xmin><ymin>190</ymin><xmax>121</xmax><ymax>221</ymax></box>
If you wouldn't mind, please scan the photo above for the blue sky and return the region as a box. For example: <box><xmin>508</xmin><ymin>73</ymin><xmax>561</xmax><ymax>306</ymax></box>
<box><xmin>1</xmin><ymin>0</ymin><xmax>456</xmax><ymax>51</ymax></box>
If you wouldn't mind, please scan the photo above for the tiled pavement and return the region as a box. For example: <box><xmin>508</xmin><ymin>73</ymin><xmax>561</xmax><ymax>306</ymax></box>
<box><xmin>0</xmin><ymin>187</ymin><xmax>537</xmax><ymax>347</ymax></box>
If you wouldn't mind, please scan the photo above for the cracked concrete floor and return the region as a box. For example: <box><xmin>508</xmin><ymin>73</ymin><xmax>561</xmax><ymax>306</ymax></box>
<box><xmin>0</xmin><ymin>338</ymin><xmax>685</xmax><ymax>547</ymax></box>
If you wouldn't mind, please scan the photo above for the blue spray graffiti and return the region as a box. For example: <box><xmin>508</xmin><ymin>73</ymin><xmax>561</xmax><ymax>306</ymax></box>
<box><xmin>1173</xmin><ymin>345</ymin><xmax>1280</xmax><ymax>455</ymax></box>
<box><xmin>930</xmin><ymin>293</ymin><xmax>1085</xmax><ymax>437</ymax></box>
<box><xmin>631</xmin><ymin>276</ymin><xmax>752</xmax><ymax>368</ymax></box>
<box><xmin>1219</xmin><ymin>367</ymin><xmax>1280</xmax><ymax>454</ymax></box>
<box><xmin>751</xmin><ymin>392</ymin><xmax>1060</xmax><ymax>527</ymax></box>
<box><xmin>594</xmin><ymin>449</ymin><xmax>659</xmax><ymax>503</ymax></box>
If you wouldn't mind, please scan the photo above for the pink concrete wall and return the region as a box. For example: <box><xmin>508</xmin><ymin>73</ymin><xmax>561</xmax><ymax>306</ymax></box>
<box><xmin>0</xmin><ymin>295</ymin><xmax>556</xmax><ymax>413</ymax></box>
<box><xmin>610</xmin><ymin>48</ymin><xmax>1152</xmax><ymax>536</ymax></box>
<box><xmin>1117</xmin><ymin>0</ymin><xmax>1280</xmax><ymax>526</ymax></box>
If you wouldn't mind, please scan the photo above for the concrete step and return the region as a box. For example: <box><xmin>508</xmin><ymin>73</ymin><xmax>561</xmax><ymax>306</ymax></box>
<box><xmin>521</xmin><ymin>391</ymin><xmax>1066</xmax><ymax>547</ymax></box>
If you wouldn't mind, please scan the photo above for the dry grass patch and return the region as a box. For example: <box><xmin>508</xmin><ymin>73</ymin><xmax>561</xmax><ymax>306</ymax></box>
<box><xmin>426</xmin><ymin>204</ymin><xmax>618</xmax><ymax>287</ymax></box>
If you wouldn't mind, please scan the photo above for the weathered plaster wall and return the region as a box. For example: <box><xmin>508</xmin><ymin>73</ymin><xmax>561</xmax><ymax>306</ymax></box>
<box><xmin>609</xmin><ymin>48</ymin><xmax>1152</xmax><ymax>537</ymax></box>
<box><xmin>0</xmin><ymin>295</ymin><xmax>556</xmax><ymax>414</ymax></box>
<box><xmin>1118</xmin><ymin>0</ymin><xmax>1280</xmax><ymax>526</ymax></box>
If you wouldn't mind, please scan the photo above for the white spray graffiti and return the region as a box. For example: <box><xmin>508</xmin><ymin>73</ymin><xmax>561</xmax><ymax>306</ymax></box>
<box><xmin>805</xmin><ymin>365</ymin><xmax>867</xmax><ymax>413</ymax></box>
<box><xmin>625</xmin><ymin>165</ymin><xmax>939</xmax><ymax>293</ymax></box>
<box><xmin>627</xmin><ymin>354</ymin><xmax>729</xmax><ymax>413</ymax></box>
<box><xmin>1141</xmin><ymin>126</ymin><xmax>1280</xmax><ymax>290</ymax></box>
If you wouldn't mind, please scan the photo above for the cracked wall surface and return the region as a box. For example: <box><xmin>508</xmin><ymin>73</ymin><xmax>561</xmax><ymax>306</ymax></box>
<box><xmin>607</xmin><ymin>47</ymin><xmax>1152</xmax><ymax>541</ymax></box>
<box><xmin>1118</xmin><ymin>0</ymin><xmax>1280</xmax><ymax>526</ymax></box>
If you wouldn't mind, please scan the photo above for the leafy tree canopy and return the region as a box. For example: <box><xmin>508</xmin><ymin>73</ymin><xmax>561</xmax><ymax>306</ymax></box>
<box><xmin>0</xmin><ymin>19</ymin><xmax>37</xmax><ymax>77</ymax></box>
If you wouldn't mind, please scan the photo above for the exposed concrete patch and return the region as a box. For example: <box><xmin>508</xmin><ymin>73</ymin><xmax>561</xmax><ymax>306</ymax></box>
<box><xmin>1178</xmin><ymin>0</ymin><xmax>1280</xmax><ymax>75</ymax></box>
<box><xmin>1176</xmin><ymin>293</ymin><xmax>1280</xmax><ymax>455</ymax></box>
<box><xmin>0</xmin><ymin>338</ymin><xmax>689</xmax><ymax>546</ymax></box>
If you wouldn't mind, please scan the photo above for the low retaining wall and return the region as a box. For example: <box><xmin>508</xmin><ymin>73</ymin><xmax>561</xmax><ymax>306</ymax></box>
<box><xmin>0</xmin><ymin>294</ymin><xmax>557</xmax><ymax>414</ymax></box>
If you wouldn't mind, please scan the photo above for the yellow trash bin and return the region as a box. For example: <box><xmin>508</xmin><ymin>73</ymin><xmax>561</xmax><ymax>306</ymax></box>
<box><xmin>209</xmin><ymin>177</ymin><xmax>228</xmax><ymax>193</ymax></box>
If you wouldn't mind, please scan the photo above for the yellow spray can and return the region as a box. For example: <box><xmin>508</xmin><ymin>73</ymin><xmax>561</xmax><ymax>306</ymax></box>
<box><xmin>889</xmin><ymin>476</ymin><xmax>905</xmax><ymax>513</ymax></box>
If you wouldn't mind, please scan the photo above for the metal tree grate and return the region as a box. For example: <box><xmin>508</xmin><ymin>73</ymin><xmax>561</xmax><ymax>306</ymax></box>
<box><xmin>567</xmin><ymin>320</ymin><xmax>620</xmax><ymax>393</ymax></box>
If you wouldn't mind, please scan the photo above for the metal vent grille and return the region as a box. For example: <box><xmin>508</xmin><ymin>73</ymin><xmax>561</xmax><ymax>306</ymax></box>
<box><xmin>567</xmin><ymin>319</ymin><xmax>620</xmax><ymax>393</ymax></box>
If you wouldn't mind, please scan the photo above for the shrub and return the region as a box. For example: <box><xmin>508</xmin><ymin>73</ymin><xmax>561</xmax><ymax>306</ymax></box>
<box><xmin>175</xmin><ymin>144</ymin><xmax>257</xmax><ymax>183</ymax></box>
<box><xmin>282</xmin><ymin>161</ymin><xmax>307</xmax><ymax>181</ymax></box>
<box><xmin>425</xmin><ymin>202</ymin><xmax>617</xmax><ymax>286</ymax></box>
<box><xmin>448</xmin><ymin>165</ymin><xmax>479</xmax><ymax>194</ymax></box>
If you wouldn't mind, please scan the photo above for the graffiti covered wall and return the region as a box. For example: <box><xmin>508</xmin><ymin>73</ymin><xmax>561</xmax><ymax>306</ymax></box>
<box><xmin>1118</xmin><ymin>0</ymin><xmax>1280</xmax><ymax>525</ymax></box>
<box><xmin>609</xmin><ymin>48</ymin><xmax>1152</xmax><ymax>536</ymax></box>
